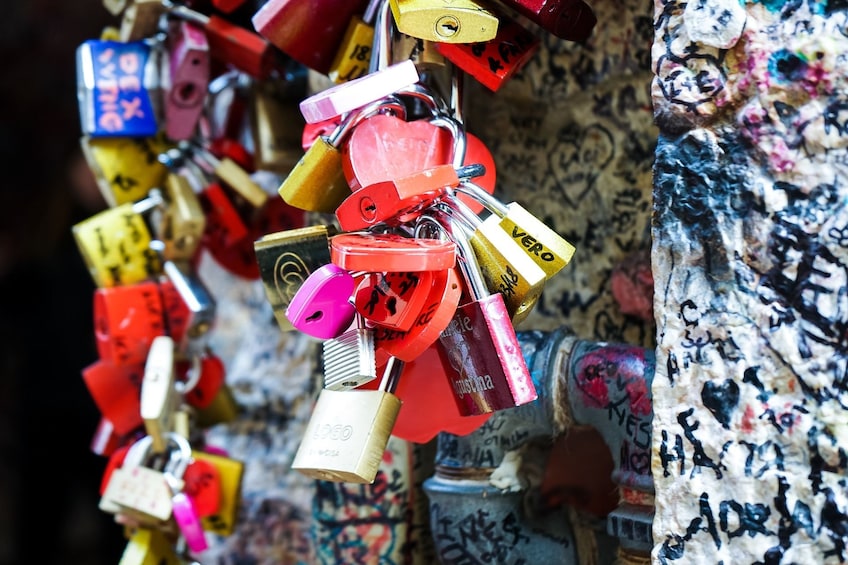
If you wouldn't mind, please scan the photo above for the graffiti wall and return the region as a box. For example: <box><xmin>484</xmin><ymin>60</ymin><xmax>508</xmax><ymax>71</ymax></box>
<box><xmin>650</xmin><ymin>0</ymin><xmax>848</xmax><ymax>561</ymax></box>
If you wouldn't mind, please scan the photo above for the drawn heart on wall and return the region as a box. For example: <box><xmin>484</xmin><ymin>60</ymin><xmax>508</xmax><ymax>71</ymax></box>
<box><xmin>701</xmin><ymin>378</ymin><xmax>740</xmax><ymax>429</ymax></box>
<box><xmin>547</xmin><ymin>123</ymin><xmax>615</xmax><ymax>207</ymax></box>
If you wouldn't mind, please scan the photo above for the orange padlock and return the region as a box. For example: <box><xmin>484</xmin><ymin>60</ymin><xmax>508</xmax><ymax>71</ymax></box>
<box><xmin>93</xmin><ymin>280</ymin><xmax>166</xmax><ymax>366</ymax></box>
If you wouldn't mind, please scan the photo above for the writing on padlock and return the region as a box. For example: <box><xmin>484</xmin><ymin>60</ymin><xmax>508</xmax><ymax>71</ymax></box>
<box><xmin>292</xmin><ymin>356</ymin><xmax>404</xmax><ymax>483</ymax></box>
<box><xmin>328</xmin><ymin>0</ymin><xmax>382</xmax><ymax>83</ymax></box>
<box><xmin>94</xmin><ymin>279</ymin><xmax>166</xmax><ymax>366</ymax></box>
<box><xmin>354</xmin><ymin>270</ymin><xmax>434</xmax><ymax>332</ymax></box>
<box><xmin>437</xmin><ymin>214</ymin><xmax>537</xmax><ymax>415</ymax></box>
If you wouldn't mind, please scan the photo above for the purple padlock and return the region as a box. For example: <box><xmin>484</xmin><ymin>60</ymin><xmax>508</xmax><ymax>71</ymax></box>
<box><xmin>286</xmin><ymin>263</ymin><xmax>357</xmax><ymax>340</ymax></box>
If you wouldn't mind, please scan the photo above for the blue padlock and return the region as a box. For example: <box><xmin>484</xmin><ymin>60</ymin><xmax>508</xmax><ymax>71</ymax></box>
<box><xmin>76</xmin><ymin>39</ymin><xmax>159</xmax><ymax>137</ymax></box>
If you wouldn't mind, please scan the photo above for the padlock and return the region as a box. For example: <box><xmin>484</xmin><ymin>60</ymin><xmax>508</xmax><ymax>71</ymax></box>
<box><xmin>435</xmin><ymin>14</ymin><xmax>540</xmax><ymax>92</ymax></box>
<box><xmin>354</xmin><ymin>269</ymin><xmax>434</xmax><ymax>331</ymax></box>
<box><xmin>437</xmin><ymin>215</ymin><xmax>537</xmax><ymax>416</ymax></box>
<box><xmin>118</xmin><ymin>528</ymin><xmax>181</xmax><ymax>565</ymax></box>
<box><xmin>286</xmin><ymin>263</ymin><xmax>358</xmax><ymax>340</ymax></box>
<box><xmin>193</xmin><ymin>382</ymin><xmax>239</xmax><ymax>428</ymax></box>
<box><xmin>392</xmin><ymin>35</ymin><xmax>448</xmax><ymax>75</ymax></box>
<box><xmin>212</xmin><ymin>0</ymin><xmax>248</xmax><ymax>13</ymax></box>
<box><xmin>322</xmin><ymin>312</ymin><xmax>377</xmax><ymax>390</ymax></box>
<box><xmin>250</xmin><ymin>80</ymin><xmax>306</xmax><ymax>175</ymax></box>
<box><xmin>157</xmin><ymin>173</ymin><xmax>206</xmax><ymax>261</ymax></box>
<box><xmin>497</xmin><ymin>0</ymin><xmax>597</xmax><ymax>43</ymax></box>
<box><xmin>160</xmin><ymin>258</ymin><xmax>216</xmax><ymax>347</ymax></box>
<box><xmin>141</xmin><ymin>336</ymin><xmax>179</xmax><ymax>453</ymax></box>
<box><xmin>91</xmin><ymin>417</ymin><xmax>139</xmax><ymax>457</ymax></box>
<box><xmin>166</xmin><ymin>2</ymin><xmax>277</xmax><ymax>79</ymax></box>
<box><xmin>73</xmin><ymin>192</ymin><xmax>163</xmax><ymax>288</ymax></box>
<box><xmin>292</xmin><ymin>355</ymin><xmax>404</xmax><ymax>483</ymax></box>
<box><xmin>190</xmin><ymin>142</ymin><xmax>268</xmax><ymax>208</ymax></box>
<box><xmin>278</xmin><ymin>96</ymin><xmax>406</xmax><ymax>213</ymax></box>
<box><xmin>120</xmin><ymin>0</ymin><xmax>167</xmax><ymax>41</ymax></box>
<box><xmin>163</xmin><ymin>19</ymin><xmax>210</xmax><ymax>141</ymax></box>
<box><xmin>171</xmin><ymin>487</ymin><xmax>208</xmax><ymax>552</ymax></box>
<box><xmin>327</xmin><ymin>0</ymin><xmax>382</xmax><ymax>83</ymax></box>
<box><xmin>368</xmin><ymin>218</ymin><xmax>463</xmax><ymax>362</ymax></box>
<box><xmin>76</xmin><ymin>39</ymin><xmax>160</xmax><ymax>138</ymax></box>
<box><xmin>299</xmin><ymin>59</ymin><xmax>419</xmax><ymax>124</ymax></box>
<box><xmin>330</xmin><ymin>232</ymin><xmax>457</xmax><ymax>273</ymax></box>
<box><xmin>439</xmin><ymin>196</ymin><xmax>546</xmax><ymax>326</ymax></box>
<box><xmin>192</xmin><ymin>450</ymin><xmax>244</xmax><ymax>536</ymax></box>
<box><xmin>179</xmin><ymin>352</ymin><xmax>225</xmax><ymax>410</ymax></box>
<box><xmin>80</xmin><ymin>133</ymin><xmax>172</xmax><ymax>207</ymax></box>
<box><xmin>82</xmin><ymin>359</ymin><xmax>145</xmax><ymax>436</ymax></box>
<box><xmin>252</xmin><ymin>0</ymin><xmax>372</xmax><ymax>74</ymax></box>
<box><xmin>201</xmin><ymin>182</ymin><xmax>250</xmax><ymax>247</ymax></box>
<box><xmin>455</xmin><ymin>180</ymin><xmax>576</xmax><ymax>279</ymax></box>
<box><xmin>93</xmin><ymin>279</ymin><xmax>166</xmax><ymax>366</ymax></box>
<box><xmin>301</xmin><ymin>115</ymin><xmax>342</xmax><ymax>152</ymax></box>
<box><xmin>389</xmin><ymin>0</ymin><xmax>499</xmax><ymax>44</ymax></box>
<box><xmin>182</xmin><ymin>455</ymin><xmax>222</xmax><ymax>518</ymax></box>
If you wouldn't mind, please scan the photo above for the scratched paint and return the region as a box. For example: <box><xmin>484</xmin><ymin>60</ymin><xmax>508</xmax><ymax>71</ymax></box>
<box><xmin>651</xmin><ymin>0</ymin><xmax>848</xmax><ymax>561</ymax></box>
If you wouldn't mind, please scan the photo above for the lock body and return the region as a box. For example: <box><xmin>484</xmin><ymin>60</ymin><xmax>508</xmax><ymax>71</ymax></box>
<box><xmin>389</xmin><ymin>0</ymin><xmax>500</xmax><ymax>44</ymax></box>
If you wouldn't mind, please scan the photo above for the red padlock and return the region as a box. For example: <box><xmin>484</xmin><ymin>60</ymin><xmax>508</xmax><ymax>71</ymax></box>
<box><xmin>82</xmin><ymin>359</ymin><xmax>145</xmax><ymax>436</ymax></box>
<box><xmin>354</xmin><ymin>270</ymin><xmax>435</xmax><ymax>332</ymax></box>
<box><xmin>183</xmin><ymin>456</ymin><xmax>222</xmax><ymax>517</ymax></box>
<box><xmin>330</xmin><ymin>232</ymin><xmax>457</xmax><ymax>273</ymax></box>
<box><xmin>93</xmin><ymin>280</ymin><xmax>166</xmax><ymax>366</ymax></box>
<box><xmin>495</xmin><ymin>0</ymin><xmax>597</xmax><ymax>43</ymax></box>
<box><xmin>177</xmin><ymin>353</ymin><xmax>226</xmax><ymax>410</ymax></box>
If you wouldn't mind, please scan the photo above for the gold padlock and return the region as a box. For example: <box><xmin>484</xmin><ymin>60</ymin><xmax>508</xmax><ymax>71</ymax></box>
<box><xmin>254</xmin><ymin>225</ymin><xmax>334</xmax><ymax>332</ymax></box>
<box><xmin>389</xmin><ymin>0</ymin><xmax>499</xmax><ymax>44</ymax></box>
<box><xmin>193</xmin><ymin>450</ymin><xmax>244</xmax><ymax>537</ymax></box>
<box><xmin>80</xmin><ymin>134</ymin><xmax>172</xmax><ymax>207</ymax></box>
<box><xmin>194</xmin><ymin>383</ymin><xmax>239</xmax><ymax>428</ymax></box>
<box><xmin>159</xmin><ymin>173</ymin><xmax>206</xmax><ymax>261</ymax></box>
<box><xmin>118</xmin><ymin>528</ymin><xmax>181</xmax><ymax>565</ymax></box>
<box><xmin>191</xmin><ymin>143</ymin><xmax>269</xmax><ymax>208</ymax></box>
<box><xmin>327</xmin><ymin>0</ymin><xmax>381</xmax><ymax>83</ymax></box>
<box><xmin>250</xmin><ymin>81</ymin><xmax>306</xmax><ymax>175</ymax></box>
<box><xmin>72</xmin><ymin>195</ymin><xmax>163</xmax><ymax>288</ymax></box>
<box><xmin>141</xmin><ymin>336</ymin><xmax>178</xmax><ymax>453</ymax></box>
<box><xmin>292</xmin><ymin>357</ymin><xmax>403</xmax><ymax>484</ymax></box>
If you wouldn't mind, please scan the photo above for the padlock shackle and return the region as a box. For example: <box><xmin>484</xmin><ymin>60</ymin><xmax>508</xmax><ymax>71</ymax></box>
<box><xmin>443</xmin><ymin>213</ymin><xmax>489</xmax><ymax>300</ymax></box>
<box><xmin>429</xmin><ymin>115</ymin><xmax>467</xmax><ymax>170</ymax></box>
<box><xmin>378</xmin><ymin>356</ymin><xmax>404</xmax><ymax>394</ymax></box>
<box><xmin>370</xmin><ymin>0</ymin><xmax>394</xmax><ymax>74</ymax></box>
<box><xmin>454</xmin><ymin>180</ymin><xmax>508</xmax><ymax>216</ymax></box>
<box><xmin>329</xmin><ymin>96</ymin><xmax>406</xmax><ymax>146</ymax></box>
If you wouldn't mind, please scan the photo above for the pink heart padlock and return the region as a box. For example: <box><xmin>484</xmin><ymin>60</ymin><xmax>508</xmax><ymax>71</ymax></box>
<box><xmin>285</xmin><ymin>263</ymin><xmax>357</xmax><ymax>339</ymax></box>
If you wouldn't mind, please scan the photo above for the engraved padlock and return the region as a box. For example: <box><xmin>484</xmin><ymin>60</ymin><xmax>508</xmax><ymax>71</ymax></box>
<box><xmin>292</xmin><ymin>355</ymin><xmax>403</xmax><ymax>483</ymax></box>
<box><xmin>455</xmin><ymin>180</ymin><xmax>576</xmax><ymax>279</ymax></box>
<box><xmin>73</xmin><ymin>192</ymin><xmax>164</xmax><ymax>288</ymax></box>
<box><xmin>389</xmin><ymin>0</ymin><xmax>499</xmax><ymax>44</ymax></box>
<box><xmin>323</xmin><ymin>312</ymin><xmax>377</xmax><ymax>390</ymax></box>
<box><xmin>438</xmin><ymin>195</ymin><xmax>546</xmax><ymax>326</ymax></box>
<box><xmin>76</xmin><ymin>38</ymin><xmax>160</xmax><ymax>138</ymax></box>
<box><xmin>254</xmin><ymin>225</ymin><xmax>334</xmax><ymax>332</ymax></box>
<box><xmin>278</xmin><ymin>96</ymin><xmax>406</xmax><ymax>213</ymax></box>
<box><xmin>437</xmin><ymin>214</ymin><xmax>537</xmax><ymax>416</ymax></box>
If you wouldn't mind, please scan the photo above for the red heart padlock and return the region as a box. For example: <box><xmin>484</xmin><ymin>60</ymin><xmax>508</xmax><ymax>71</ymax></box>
<box><xmin>330</xmin><ymin>232</ymin><xmax>457</xmax><ymax>273</ymax></box>
<box><xmin>183</xmin><ymin>456</ymin><xmax>223</xmax><ymax>518</ymax></box>
<box><xmin>177</xmin><ymin>353</ymin><xmax>226</xmax><ymax>410</ymax></box>
<box><xmin>354</xmin><ymin>270</ymin><xmax>434</xmax><ymax>332</ymax></box>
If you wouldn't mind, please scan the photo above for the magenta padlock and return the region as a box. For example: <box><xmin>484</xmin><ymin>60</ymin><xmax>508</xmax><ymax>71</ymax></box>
<box><xmin>165</xmin><ymin>20</ymin><xmax>210</xmax><ymax>141</ymax></box>
<box><xmin>438</xmin><ymin>215</ymin><xmax>537</xmax><ymax>416</ymax></box>
<box><xmin>286</xmin><ymin>263</ymin><xmax>357</xmax><ymax>340</ymax></box>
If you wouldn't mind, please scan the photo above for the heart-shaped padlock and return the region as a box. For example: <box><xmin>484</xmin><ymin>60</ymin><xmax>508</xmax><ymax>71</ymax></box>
<box><xmin>286</xmin><ymin>263</ymin><xmax>357</xmax><ymax>340</ymax></box>
<box><xmin>354</xmin><ymin>270</ymin><xmax>434</xmax><ymax>332</ymax></box>
<box><xmin>330</xmin><ymin>232</ymin><xmax>457</xmax><ymax>273</ymax></box>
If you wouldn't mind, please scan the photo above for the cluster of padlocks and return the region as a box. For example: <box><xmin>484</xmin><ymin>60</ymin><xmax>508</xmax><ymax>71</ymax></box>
<box><xmin>72</xmin><ymin>0</ymin><xmax>590</xmax><ymax>561</ymax></box>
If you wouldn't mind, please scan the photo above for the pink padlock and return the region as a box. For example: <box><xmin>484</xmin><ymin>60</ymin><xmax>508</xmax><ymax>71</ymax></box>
<box><xmin>298</xmin><ymin>59</ymin><xmax>420</xmax><ymax>124</ymax></box>
<box><xmin>285</xmin><ymin>263</ymin><xmax>357</xmax><ymax>340</ymax></box>
<box><xmin>165</xmin><ymin>20</ymin><xmax>210</xmax><ymax>141</ymax></box>
<box><xmin>172</xmin><ymin>491</ymin><xmax>209</xmax><ymax>553</ymax></box>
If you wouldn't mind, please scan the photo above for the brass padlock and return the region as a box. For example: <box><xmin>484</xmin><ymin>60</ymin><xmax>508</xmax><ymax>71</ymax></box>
<box><xmin>292</xmin><ymin>356</ymin><xmax>404</xmax><ymax>483</ymax></box>
<box><xmin>389</xmin><ymin>0</ymin><xmax>499</xmax><ymax>44</ymax></box>
<box><xmin>118</xmin><ymin>528</ymin><xmax>181</xmax><ymax>565</ymax></box>
<box><xmin>278</xmin><ymin>96</ymin><xmax>406</xmax><ymax>213</ymax></box>
<box><xmin>250</xmin><ymin>80</ymin><xmax>306</xmax><ymax>175</ymax></box>
<box><xmin>193</xmin><ymin>383</ymin><xmax>239</xmax><ymax>428</ymax></box>
<box><xmin>158</xmin><ymin>173</ymin><xmax>206</xmax><ymax>261</ymax></box>
<box><xmin>254</xmin><ymin>225</ymin><xmax>334</xmax><ymax>332</ymax></box>
<box><xmin>141</xmin><ymin>336</ymin><xmax>178</xmax><ymax>454</ymax></box>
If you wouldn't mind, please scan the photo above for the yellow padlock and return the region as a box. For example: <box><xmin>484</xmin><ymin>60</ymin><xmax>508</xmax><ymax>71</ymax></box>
<box><xmin>327</xmin><ymin>0</ymin><xmax>381</xmax><ymax>83</ymax></box>
<box><xmin>193</xmin><ymin>450</ymin><xmax>244</xmax><ymax>537</ymax></box>
<box><xmin>72</xmin><ymin>196</ymin><xmax>163</xmax><ymax>288</ymax></box>
<box><xmin>80</xmin><ymin>134</ymin><xmax>172</xmax><ymax>207</ymax></box>
<box><xmin>194</xmin><ymin>383</ymin><xmax>239</xmax><ymax>428</ymax></box>
<box><xmin>118</xmin><ymin>528</ymin><xmax>181</xmax><ymax>565</ymax></box>
<box><xmin>159</xmin><ymin>173</ymin><xmax>206</xmax><ymax>261</ymax></box>
<box><xmin>250</xmin><ymin>81</ymin><xmax>305</xmax><ymax>175</ymax></box>
<box><xmin>389</xmin><ymin>0</ymin><xmax>499</xmax><ymax>44</ymax></box>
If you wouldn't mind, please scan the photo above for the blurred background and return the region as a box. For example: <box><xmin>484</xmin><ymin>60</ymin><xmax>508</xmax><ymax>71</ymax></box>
<box><xmin>0</xmin><ymin>2</ymin><xmax>127</xmax><ymax>563</ymax></box>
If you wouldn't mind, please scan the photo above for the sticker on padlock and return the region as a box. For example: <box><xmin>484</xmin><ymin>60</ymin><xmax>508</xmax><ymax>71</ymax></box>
<box><xmin>371</xmin><ymin>261</ymin><xmax>463</xmax><ymax>363</ymax></box>
<box><xmin>252</xmin><ymin>0</ymin><xmax>372</xmax><ymax>74</ymax></box>
<box><xmin>437</xmin><ymin>215</ymin><xmax>537</xmax><ymax>415</ymax></box>
<box><xmin>167</xmin><ymin>2</ymin><xmax>277</xmax><ymax>79</ymax></box>
<box><xmin>141</xmin><ymin>336</ymin><xmax>178</xmax><ymax>453</ymax></box>
<box><xmin>286</xmin><ymin>263</ymin><xmax>357</xmax><ymax>340</ymax></box>
<box><xmin>440</xmin><ymin>197</ymin><xmax>546</xmax><ymax>326</ymax></box>
<box><xmin>322</xmin><ymin>312</ymin><xmax>377</xmax><ymax>390</ymax></box>
<box><xmin>164</xmin><ymin>20</ymin><xmax>210</xmax><ymax>141</ymax></box>
<box><xmin>330</xmin><ymin>232</ymin><xmax>457</xmax><ymax>273</ymax></box>
<box><xmin>192</xmin><ymin>450</ymin><xmax>244</xmax><ymax>536</ymax></box>
<box><xmin>93</xmin><ymin>279</ymin><xmax>166</xmax><ymax>366</ymax></box>
<box><xmin>279</xmin><ymin>96</ymin><xmax>406</xmax><ymax>213</ymax></box>
<box><xmin>76</xmin><ymin>39</ymin><xmax>160</xmax><ymax>138</ymax></box>
<box><xmin>435</xmin><ymin>15</ymin><xmax>540</xmax><ymax>92</ymax></box>
<box><xmin>499</xmin><ymin>0</ymin><xmax>597</xmax><ymax>42</ymax></box>
<box><xmin>354</xmin><ymin>270</ymin><xmax>434</xmax><ymax>332</ymax></box>
<box><xmin>83</xmin><ymin>358</ymin><xmax>145</xmax><ymax>436</ymax></box>
<box><xmin>389</xmin><ymin>0</ymin><xmax>499</xmax><ymax>44</ymax></box>
<box><xmin>292</xmin><ymin>356</ymin><xmax>404</xmax><ymax>484</ymax></box>
<box><xmin>254</xmin><ymin>225</ymin><xmax>334</xmax><ymax>332</ymax></box>
<box><xmin>118</xmin><ymin>527</ymin><xmax>181</xmax><ymax>565</ymax></box>
<box><xmin>73</xmin><ymin>194</ymin><xmax>164</xmax><ymax>288</ymax></box>
<box><xmin>80</xmin><ymin>133</ymin><xmax>172</xmax><ymax>207</ymax></box>
<box><xmin>298</xmin><ymin>59</ymin><xmax>419</xmax><ymax>124</ymax></box>
<box><xmin>327</xmin><ymin>0</ymin><xmax>382</xmax><ymax>83</ymax></box>
<box><xmin>455</xmin><ymin>180</ymin><xmax>576</xmax><ymax>279</ymax></box>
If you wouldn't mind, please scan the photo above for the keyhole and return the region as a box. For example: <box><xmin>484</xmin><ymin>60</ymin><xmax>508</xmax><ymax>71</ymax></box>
<box><xmin>306</xmin><ymin>310</ymin><xmax>323</xmax><ymax>323</ymax></box>
<box><xmin>360</xmin><ymin>196</ymin><xmax>378</xmax><ymax>222</ymax></box>
<box><xmin>435</xmin><ymin>15</ymin><xmax>460</xmax><ymax>39</ymax></box>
